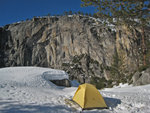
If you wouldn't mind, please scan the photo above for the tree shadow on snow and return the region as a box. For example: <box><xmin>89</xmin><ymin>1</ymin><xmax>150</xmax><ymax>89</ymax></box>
<box><xmin>0</xmin><ymin>97</ymin><xmax>121</xmax><ymax>113</ymax></box>
<box><xmin>104</xmin><ymin>97</ymin><xmax>121</xmax><ymax>109</ymax></box>
<box><xmin>0</xmin><ymin>99</ymin><xmax>74</xmax><ymax>113</ymax></box>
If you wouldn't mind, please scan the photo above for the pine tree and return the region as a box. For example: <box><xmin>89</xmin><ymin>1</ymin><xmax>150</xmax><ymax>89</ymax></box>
<box><xmin>85</xmin><ymin>13</ymin><xmax>89</xmax><ymax>16</ymax></box>
<box><xmin>64</xmin><ymin>11</ymin><xmax>68</xmax><ymax>16</ymax></box>
<box><xmin>89</xmin><ymin>13</ymin><xmax>92</xmax><ymax>17</ymax></box>
<box><xmin>69</xmin><ymin>10</ymin><xmax>73</xmax><ymax>15</ymax></box>
<box><xmin>81</xmin><ymin>0</ymin><xmax>150</xmax><ymax>66</ymax></box>
<box><xmin>47</xmin><ymin>13</ymin><xmax>51</xmax><ymax>16</ymax></box>
<box><xmin>78</xmin><ymin>11</ymin><xmax>81</xmax><ymax>15</ymax></box>
<box><xmin>80</xmin><ymin>12</ymin><xmax>84</xmax><ymax>15</ymax></box>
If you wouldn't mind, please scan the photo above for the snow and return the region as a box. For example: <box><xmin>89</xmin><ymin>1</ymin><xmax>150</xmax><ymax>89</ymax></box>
<box><xmin>113</xmin><ymin>83</ymin><xmax>132</xmax><ymax>88</ymax></box>
<box><xmin>89</xmin><ymin>16</ymin><xmax>116</xmax><ymax>32</ymax></box>
<box><xmin>43</xmin><ymin>71</ymin><xmax>69</xmax><ymax>80</ymax></box>
<box><xmin>0</xmin><ymin>67</ymin><xmax>150</xmax><ymax>113</ymax></box>
<box><xmin>68</xmin><ymin>15</ymin><xmax>73</xmax><ymax>17</ymax></box>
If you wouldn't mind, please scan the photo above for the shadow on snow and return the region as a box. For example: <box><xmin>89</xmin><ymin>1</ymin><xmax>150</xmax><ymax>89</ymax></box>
<box><xmin>0</xmin><ymin>97</ymin><xmax>121</xmax><ymax>113</ymax></box>
<box><xmin>104</xmin><ymin>97</ymin><xmax>121</xmax><ymax>109</ymax></box>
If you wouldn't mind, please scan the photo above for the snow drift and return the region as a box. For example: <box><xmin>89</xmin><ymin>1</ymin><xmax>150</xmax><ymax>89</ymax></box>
<box><xmin>0</xmin><ymin>67</ymin><xmax>150</xmax><ymax>113</ymax></box>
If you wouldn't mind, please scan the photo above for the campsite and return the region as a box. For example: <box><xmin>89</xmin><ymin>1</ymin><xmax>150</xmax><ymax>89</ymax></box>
<box><xmin>0</xmin><ymin>67</ymin><xmax>150</xmax><ymax>113</ymax></box>
<box><xmin>72</xmin><ymin>83</ymin><xmax>107</xmax><ymax>110</ymax></box>
<box><xmin>0</xmin><ymin>0</ymin><xmax>150</xmax><ymax>113</ymax></box>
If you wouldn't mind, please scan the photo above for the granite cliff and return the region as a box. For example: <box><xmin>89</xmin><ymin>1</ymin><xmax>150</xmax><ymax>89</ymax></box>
<box><xmin>0</xmin><ymin>15</ymin><xmax>150</xmax><ymax>86</ymax></box>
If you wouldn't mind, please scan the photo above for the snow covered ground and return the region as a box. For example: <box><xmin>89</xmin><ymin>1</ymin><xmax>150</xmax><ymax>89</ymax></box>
<box><xmin>0</xmin><ymin>67</ymin><xmax>150</xmax><ymax>113</ymax></box>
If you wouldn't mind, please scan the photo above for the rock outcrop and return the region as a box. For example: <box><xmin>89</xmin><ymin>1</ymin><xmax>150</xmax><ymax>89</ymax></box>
<box><xmin>50</xmin><ymin>79</ymin><xmax>71</xmax><ymax>87</ymax></box>
<box><xmin>0</xmin><ymin>15</ymin><xmax>150</xmax><ymax>85</ymax></box>
<box><xmin>132</xmin><ymin>68</ymin><xmax>150</xmax><ymax>86</ymax></box>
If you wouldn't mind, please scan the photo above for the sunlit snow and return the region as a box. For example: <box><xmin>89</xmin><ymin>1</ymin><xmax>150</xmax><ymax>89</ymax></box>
<box><xmin>0</xmin><ymin>67</ymin><xmax>150</xmax><ymax>113</ymax></box>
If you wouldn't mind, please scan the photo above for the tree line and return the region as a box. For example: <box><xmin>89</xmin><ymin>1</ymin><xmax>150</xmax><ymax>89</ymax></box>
<box><xmin>46</xmin><ymin>10</ymin><xmax>99</xmax><ymax>18</ymax></box>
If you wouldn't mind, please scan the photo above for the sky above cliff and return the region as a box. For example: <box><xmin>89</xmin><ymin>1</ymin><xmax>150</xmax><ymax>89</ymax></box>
<box><xmin>0</xmin><ymin>0</ymin><xmax>94</xmax><ymax>26</ymax></box>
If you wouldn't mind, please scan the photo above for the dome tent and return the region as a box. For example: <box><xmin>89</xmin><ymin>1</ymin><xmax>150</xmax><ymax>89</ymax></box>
<box><xmin>72</xmin><ymin>83</ymin><xmax>107</xmax><ymax>110</ymax></box>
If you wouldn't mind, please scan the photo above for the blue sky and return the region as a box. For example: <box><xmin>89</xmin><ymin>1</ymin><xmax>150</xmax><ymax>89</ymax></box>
<box><xmin>0</xmin><ymin>0</ymin><xmax>94</xmax><ymax>26</ymax></box>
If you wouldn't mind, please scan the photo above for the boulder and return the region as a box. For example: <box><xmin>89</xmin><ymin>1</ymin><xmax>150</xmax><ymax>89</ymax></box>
<box><xmin>132</xmin><ymin>71</ymin><xmax>141</xmax><ymax>83</ymax></box>
<box><xmin>134</xmin><ymin>73</ymin><xmax>150</xmax><ymax>86</ymax></box>
<box><xmin>145</xmin><ymin>67</ymin><xmax>150</xmax><ymax>73</ymax></box>
<box><xmin>133</xmin><ymin>68</ymin><xmax>150</xmax><ymax>86</ymax></box>
<box><xmin>50</xmin><ymin>79</ymin><xmax>71</xmax><ymax>87</ymax></box>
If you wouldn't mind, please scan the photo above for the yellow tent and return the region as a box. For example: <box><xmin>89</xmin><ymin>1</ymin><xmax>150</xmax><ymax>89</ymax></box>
<box><xmin>72</xmin><ymin>83</ymin><xmax>107</xmax><ymax>110</ymax></box>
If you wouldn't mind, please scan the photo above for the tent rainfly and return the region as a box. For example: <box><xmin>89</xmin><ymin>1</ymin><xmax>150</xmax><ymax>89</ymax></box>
<box><xmin>72</xmin><ymin>83</ymin><xmax>107</xmax><ymax>110</ymax></box>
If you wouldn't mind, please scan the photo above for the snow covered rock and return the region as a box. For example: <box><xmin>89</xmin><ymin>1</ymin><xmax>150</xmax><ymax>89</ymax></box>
<box><xmin>42</xmin><ymin>71</ymin><xmax>71</xmax><ymax>87</ymax></box>
<box><xmin>50</xmin><ymin>79</ymin><xmax>71</xmax><ymax>87</ymax></box>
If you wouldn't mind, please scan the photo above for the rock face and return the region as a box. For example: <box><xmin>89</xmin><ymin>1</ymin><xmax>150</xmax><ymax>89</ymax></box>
<box><xmin>133</xmin><ymin>68</ymin><xmax>150</xmax><ymax>86</ymax></box>
<box><xmin>50</xmin><ymin>79</ymin><xmax>71</xmax><ymax>87</ymax></box>
<box><xmin>0</xmin><ymin>15</ymin><xmax>150</xmax><ymax>84</ymax></box>
<box><xmin>132</xmin><ymin>71</ymin><xmax>141</xmax><ymax>83</ymax></box>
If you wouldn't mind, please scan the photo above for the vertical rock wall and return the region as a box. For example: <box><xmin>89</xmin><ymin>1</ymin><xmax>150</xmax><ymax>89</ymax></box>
<box><xmin>0</xmin><ymin>15</ymin><xmax>150</xmax><ymax>83</ymax></box>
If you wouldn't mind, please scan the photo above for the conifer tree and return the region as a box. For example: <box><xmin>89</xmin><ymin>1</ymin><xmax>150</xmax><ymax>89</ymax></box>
<box><xmin>47</xmin><ymin>13</ymin><xmax>51</xmax><ymax>16</ymax></box>
<box><xmin>64</xmin><ymin>11</ymin><xmax>68</xmax><ymax>16</ymax></box>
<box><xmin>69</xmin><ymin>10</ymin><xmax>73</xmax><ymax>15</ymax></box>
<box><xmin>89</xmin><ymin>13</ymin><xmax>92</xmax><ymax>17</ymax></box>
<box><xmin>78</xmin><ymin>11</ymin><xmax>81</xmax><ymax>15</ymax></box>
